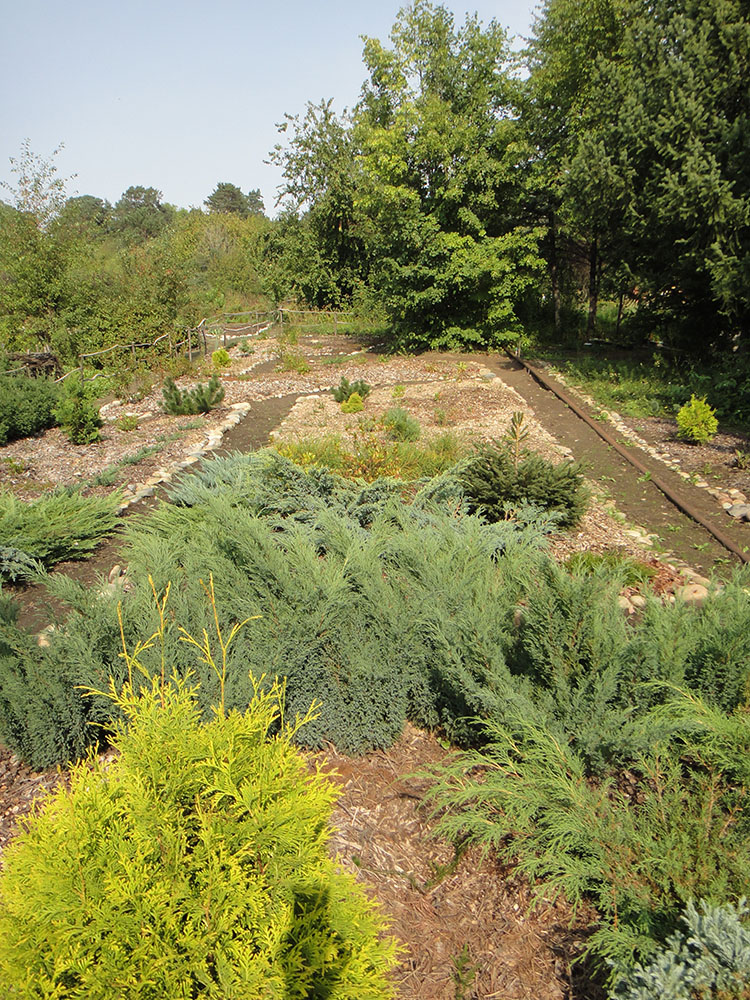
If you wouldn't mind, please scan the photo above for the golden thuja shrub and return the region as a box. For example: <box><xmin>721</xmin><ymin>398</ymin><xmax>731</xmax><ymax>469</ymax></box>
<box><xmin>0</xmin><ymin>582</ymin><xmax>397</xmax><ymax>999</ymax></box>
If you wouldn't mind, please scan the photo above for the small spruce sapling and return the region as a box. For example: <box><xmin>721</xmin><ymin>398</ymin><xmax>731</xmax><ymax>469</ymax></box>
<box><xmin>162</xmin><ymin>374</ymin><xmax>225</xmax><ymax>415</ymax></box>
<box><xmin>332</xmin><ymin>377</ymin><xmax>371</xmax><ymax>403</ymax></box>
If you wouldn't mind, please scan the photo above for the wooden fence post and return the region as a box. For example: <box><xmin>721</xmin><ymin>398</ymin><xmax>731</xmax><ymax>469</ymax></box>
<box><xmin>187</xmin><ymin>327</ymin><xmax>192</xmax><ymax>360</ymax></box>
<box><xmin>79</xmin><ymin>355</ymin><xmax>84</xmax><ymax>383</ymax></box>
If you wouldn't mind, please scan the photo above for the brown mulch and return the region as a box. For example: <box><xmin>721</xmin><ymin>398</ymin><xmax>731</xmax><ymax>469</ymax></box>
<box><xmin>0</xmin><ymin>730</ymin><xmax>602</xmax><ymax>1000</ymax></box>
<box><xmin>320</xmin><ymin>725</ymin><xmax>601</xmax><ymax>1000</ymax></box>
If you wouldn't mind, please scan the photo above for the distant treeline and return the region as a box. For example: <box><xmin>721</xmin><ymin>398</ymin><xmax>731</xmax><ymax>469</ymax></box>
<box><xmin>1</xmin><ymin>0</ymin><xmax>748</xmax><ymax>360</ymax></box>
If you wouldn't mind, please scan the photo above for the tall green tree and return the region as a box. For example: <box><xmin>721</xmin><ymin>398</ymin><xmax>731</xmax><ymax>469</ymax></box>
<box><xmin>354</xmin><ymin>1</ymin><xmax>543</xmax><ymax>348</ymax></box>
<box><xmin>270</xmin><ymin>100</ymin><xmax>367</xmax><ymax>307</ymax></box>
<box><xmin>592</xmin><ymin>0</ymin><xmax>750</xmax><ymax>348</ymax></box>
<box><xmin>112</xmin><ymin>186</ymin><xmax>172</xmax><ymax>243</ymax></box>
<box><xmin>205</xmin><ymin>182</ymin><xmax>265</xmax><ymax>217</ymax></box>
<box><xmin>524</xmin><ymin>0</ymin><xmax>626</xmax><ymax>336</ymax></box>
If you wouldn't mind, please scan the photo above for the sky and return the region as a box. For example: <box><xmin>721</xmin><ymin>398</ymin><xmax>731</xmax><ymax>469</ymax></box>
<box><xmin>1</xmin><ymin>0</ymin><xmax>538</xmax><ymax>217</ymax></box>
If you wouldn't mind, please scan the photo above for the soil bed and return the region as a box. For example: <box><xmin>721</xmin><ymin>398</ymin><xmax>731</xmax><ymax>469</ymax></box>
<box><xmin>1</xmin><ymin>328</ymin><xmax>730</xmax><ymax>998</ymax></box>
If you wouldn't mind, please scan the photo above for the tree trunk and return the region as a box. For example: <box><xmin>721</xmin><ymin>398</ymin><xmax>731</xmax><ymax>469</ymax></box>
<box><xmin>549</xmin><ymin>212</ymin><xmax>561</xmax><ymax>335</ymax></box>
<box><xmin>586</xmin><ymin>238</ymin><xmax>599</xmax><ymax>336</ymax></box>
<box><xmin>615</xmin><ymin>289</ymin><xmax>624</xmax><ymax>338</ymax></box>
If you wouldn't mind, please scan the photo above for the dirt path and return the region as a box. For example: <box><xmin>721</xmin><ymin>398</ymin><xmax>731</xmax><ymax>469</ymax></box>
<box><xmin>485</xmin><ymin>355</ymin><xmax>742</xmax><ymax>576</ymax></box>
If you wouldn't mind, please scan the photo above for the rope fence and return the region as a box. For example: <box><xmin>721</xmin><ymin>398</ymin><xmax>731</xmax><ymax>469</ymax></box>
<box><xmin>4</xmin><ymin>307</ymin><xmax>367</xmax><ymax>383</ymax></box>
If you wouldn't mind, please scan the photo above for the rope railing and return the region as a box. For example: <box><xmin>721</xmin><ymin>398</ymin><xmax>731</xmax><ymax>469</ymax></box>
<box><xmin>4</xmin><ymin>307</ymin><xmax>363</xmax><ymax>384</ymax></box>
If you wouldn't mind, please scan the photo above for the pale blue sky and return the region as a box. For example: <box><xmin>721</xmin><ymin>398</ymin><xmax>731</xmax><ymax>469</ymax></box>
<box><xmin>1</xmin><ymin>0</ymin><xmax>538</xmax><ymax>216</ymax></box>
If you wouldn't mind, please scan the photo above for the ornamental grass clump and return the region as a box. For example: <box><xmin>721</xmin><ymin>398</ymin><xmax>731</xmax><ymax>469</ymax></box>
<box><xmin>0</xmin><ymin>599</ymin><xmax>397</xmax><ymax>999</ymax></box>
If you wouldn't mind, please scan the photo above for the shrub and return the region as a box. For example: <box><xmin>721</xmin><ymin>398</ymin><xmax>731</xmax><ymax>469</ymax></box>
<box><xmin>382</xmin><ymin>407</ymin><xmax>420</xmax><ymax>442</ymax></box>
<box><xmin>116</xmin><ymin>414</ymin><xmax>139</xmax><ymax>432</ymax></box>
<box><xmin>0</xmin><ymin>374</ymin><xmax>60</xmax><ymax>445</ymax></box>
<box><xmin>425</xmin><ymin>695</ymin><xmax>750</xmax><ymax>978</ymax></box>
<box><xmin>461</xmin><ymin>441</ymin><xmax>588</xmax><ymax>528</ymax></box>
<box><xmin>54</xmin><ymin>377</ymin><xmax>103</xmax><ymax>445</ymax></box>
<box><xmin>211</xmin><ymin>346</ymin><xmax>231</xmax><ymax>369</ymax></box>
<box><xmin>162</xmin><ymin>373</ymin><xmax>225</xmax><ymax>415</ymax></box>
<box><xmin>0</xmin><ymin>480</ymin><xmax>546</xmax><ymax>765</ymax></box>
<box><xmin>332</xmin><ymin>377</ymin><xmax>371</xmax><ymax>403</ymax></box>
<box><xmin>238</xmin><ymin>338</ymin><xmax>255</xmax><ymax>356</ymax></box>
<box><xmin>0</xmin><ymin>488</ymin><xmax>120</xmax><ymax>575</ymax></box>
<box><xmin>676</xmin><ymin>395</ymin><xmax>718</xmax><ymax>444</ymax></box>
<box><xmin>612</xmin><ymin>898</ymin><xmax>750</xmax><ymax>999</ymax></box>
<box><xmin>0</xmin><ymin>674</ymin><xmax>397</xmax><ymax>999</ymax></box>
<box><xmin>341</xmin><ymin>391</ymin><xmax>364</xmax><ymax>413</ymax></box>
<box><xmin>279</xmin><ymin>349</ymin><xmax>311</xmax><ymax>374</ymax></box>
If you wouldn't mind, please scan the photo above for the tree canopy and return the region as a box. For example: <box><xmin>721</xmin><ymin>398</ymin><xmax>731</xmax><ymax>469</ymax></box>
<box><xmin>2</xmin><ymin>0</ymin><xmax>750</xmax><ymax>358</ymax></box>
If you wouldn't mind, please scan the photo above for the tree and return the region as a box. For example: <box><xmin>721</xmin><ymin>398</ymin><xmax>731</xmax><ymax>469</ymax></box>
<box><xmin>354</xmin><ymin>1</ymin><xmax>543</xmax><ymax>347</ymax></box>
<box><xmin>112</xmin><ymin>186</ymin><xmax>172</xmax><ymax>242</ymax></box>
<box><xmin>0</xmin><ymin>139</ymin><xmax>75</xmax><ymax>228</ymax></box>
<box><xmin>592</xmin><ymin>0</ymin><xmax>750</xmax><ymax>349</ymax></box>
<box><xmin>205</xmin><ymin>182</ymin><xmax>265</xmax><ymax>217</ymax></box>
<box><xmin>270</xmin><ymin>99</ymin><xmax>367</xmax><ymax>307</ymax></box>
<box><xmin>523</xmin><ymin>0</ymin><xmax>626</xmax><ymax>336</ymax></box>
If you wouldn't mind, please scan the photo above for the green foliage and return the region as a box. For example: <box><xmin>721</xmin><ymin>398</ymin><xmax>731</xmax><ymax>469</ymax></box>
<box><xmin>612</xmin><ymin>898</ymin><xmax>750</xmax><ymax>999</ymax></box>
<box><xmin>425</xmin><ymin>693</ymin><xmax>750</xmax><ymax>978</ymax></box>
<box><xmin>0</xmin><ymin>374</ymin><xmax>60</xmax><ymax>445</ymax></box>
<box><xmin>676</xmin><ymin>395</ymin><xmax>719</xmax><ymax>445</ymax></box>
<box><xmin>278</xmin><ymin>349</ymin><xmax>311</xmax><ymax>374</ymax></box>
<box><xmin>0</xmin><ymin>674</ymin><xmax>397</xmax><ymax>998</ymax></box>
<box><xmin>565</xmin><ymin>551</ymin><xmax>656</xmax><ymax>589</ymax></box>
<box><xmin>0</xmin><ymin>488</ymin><xmax>120</xmax><ymax>575</ymax></box>
<box><xmin>340</xmin><ymin>391</ymin><xmax>364</xmax><ymax>413</ymax></box>
<box><xmin>162</xmin><ymin>373</ymin><xmax>225</xmax><ymax>415</ymax></box>
<box><xmin>205</xmin><ymin>181</ymin><xmax>265</xmax><ymax>217</ymax></box>
<box><xmin>0</xmin><ymin>450</ymin><xmax>550</xmax><ymax>764</ymax></box>
<box><xmin>0</xmin><ymin>546</ymin><xmax>44</xmax><ymax>583</ymax></box>
<box><xmin>211</xmin><ymin>347</ymin><xmax>231</xmax><ymax>369</ymax></box>
<box><xmin>115</xmin><ymin>414</ymin><xmax>139</xmax><ymax>432</ymax></box>
<box><xmin>54</xmin><ymin>377</ymin><xmax>103</xmax><ymax>444</ymax></box>
<box><xmin>274</xmin><ymin>432</ymin><xmax>468</xmax><ymax>482</ymax></box>
<box><xmin>382</xmin><ymin>406</ymin><xmax>420</xmax><ymax>442</ymax></box>
<box><xmin>331</xmin><ymin>377</ymin><xmax>371</xmax><ymax>403</ymax></box>
<box><xmin>461</xmin><ymin>441</ymin><xmax>588</xmax><ymax>528</ymax></box>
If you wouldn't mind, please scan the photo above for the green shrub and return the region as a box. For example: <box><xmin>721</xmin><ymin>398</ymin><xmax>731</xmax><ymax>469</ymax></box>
<box><xmin>0</xmin><ymin>674</ymin><xmax>397</xmax><ymax>999</ymax></box>
<box><xmin>54</xmin><ymin>378</ymin><xmax>103</xmax><ymax>445</ymax></box>
<box><xmin>382</xmin><ymin>407</ymin><xmax>420</xmax><ymax>442</ymax></box>
<box><xmin>279</xmin><ymin>349</ymin><xmax>311</xmax><ymax>374</ymax></box>
<box><xmin>211</xmin><ymin>346</ymin><xmax>231</xmax><ymax>369</ymax></box>
<box><xmin>340</xmin><ymin>391</ymin><xmax>364</xmax><ymax>413</ymax></box>
<box><xmin>238</xmin><ymin>338</ymin><xmax>255</xmax><ymax>356</ymax></box>
<box><xmin>612</xmin><ymin>898</ymin><xmax>750</xmax><ymax>999</ymax></box>
<box><xmin>0</xmin><ymin>471</ymin><xmax>546</xmax><ymax>765</ymax></box>
<box><xmin>676</xmin><ymin>395</ymin><xmax>718</xmax><ymax>444</ymax></box>
<box><xmin>0</xmin><ymin>375</ymin><xmax>60</xmax><ymax>445</ymax></box>
<box><xmin>162</xmin><ymin>373</ymin><xmax>225</xmax><ymax>415</ymax></box>
<box><xmin>0</xmin><ymin>546</ymin><xmax>44</xmax><ymax>583</ymax></box>
<box><xmin>461</xmin><ymin>442</ymin><xmax>588</xmax><ymax>528</ymax></box>
<box><xmin>0</xmin><ymin>488</ymin><xmax>120</xmax><ymax>576</ymax></box>
<box><xmin>116</xmin><ymin>414</ymin><xmax>139</xmax><ymax>432</ymax></box>
<box><xmin>425</xmin><ymin>695</ymin><xmax>750</xmax><ymax>978</ymax></box>
<box><xmin>332</xmin><ymin>377</ymin><xmax>371</xmax><ymax>403</ymax></box>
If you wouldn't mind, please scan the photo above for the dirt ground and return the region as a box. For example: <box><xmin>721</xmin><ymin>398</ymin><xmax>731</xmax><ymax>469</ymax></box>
<box><xmin>1</xmin><ymin>329</ymin><xmax>731</xmax><ymax>998</ymax></box>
